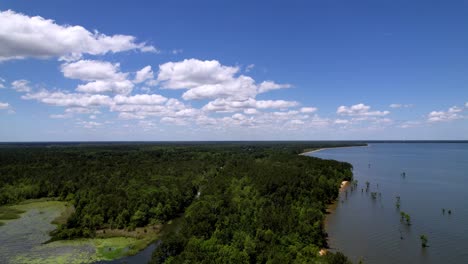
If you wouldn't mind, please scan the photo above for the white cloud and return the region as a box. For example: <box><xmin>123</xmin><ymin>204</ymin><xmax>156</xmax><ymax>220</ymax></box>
<box><xmin>76</xmin><ymin>80</ymin><xmax>134</xmax><ymax>95</ymax></box>
<box><xmin>290</xmin><ymin>119</ymin><xmax>304</xmax><ymax>125</ymax></box>
<box><xmin>258</xmin><ymin>81</ymin><xmax>291</xmax><ymax>93</ymax></box>
<box><xmin>49</xmin><ymin>114</ymin><xmax>70</xmax><ymax>119</ymax></box>
<box><xmin>22</xmin><ymin>90</ymin><xmax>113</xmax><ymax>107</ymax></box>
<box><xmin>77</xmin><ymin>120</ymin><xmax>102</xmax><ymax>129</ymax></box>
<box><xmin>114</xmin><ymin>94</ymin><xmax>167</xmax><ymax>105</ymax></box>
<box><xmin>300</xmin><ymin>107</ymin><xmax>317</xmax><ymax>113</ymax></box>
<box><xmin>245</xmin><ymin>64</ymin><xmax>255</xmax><ymax>72</ymax></box>
<box><xmin>171</xmin><ymin>49</ymin><xmax>183</xmax><ymax>55</ymax></box>
<box><xmin>118</xmin><ymin>112</ymin><xmax>146</xmax><ymax>120</ymax></box>
<box><xmin>337</xmin><ymin>103</ymin><xmax>390</xmax><ymax>117</ymax></box>
<box><xmin>11</xmin><ymin>79</ymin><xmax>32</xmax><ymax>92</ymax></box>
<box><xmin>465</xmin><ymin>102</ymin><xmax>468</xmax><ymax>108</ymax></box>
<box><xmin>256</xmin><ymin>100</ymin><xmax>298</xmax><ymax>109</ymax></box>
<box><xmin>61</xmin><ymin>60</ymin><xmax>126</xmax><ymax>81</ymax></box>
<box><xmin>334</xmin><ymin>119</ymin><xmax>350</xmax><ymax>124</ymax></box>
<box><xmin>65</xmin><ymin>107</ymin><xmax>101</xmax><ymax>114</ymax></box>
<box><xmin>158</xmin><ymin>59</ymin><xmax>239</xmax><ymax>89</ymax></box>
<box><xmin>244</xmin><ymin>108</ymin><xmax>258</xmax><ymax>115</ymax></box>
<box><xmin>399</xmin><ymin>121</ymin><xmax>421</xmax><ymax>128</ymax></box>
<box><xmin>161</xmin><ymin>116</ymin><xmax>188</xmax><ymax>125</ymax></box>
<box><xmin>202</xmin><ymin>98</ymin><xmax>298</xmax><ymax>112</ymax></box>
<box><xmin>0</xmin><ymin>77</ymin><xmax>5</xmax><ymax>88</ymax></box>
<box><xmin>181</xmin><ymin>75</ymin><xmax>257</xmax><ymax>100</ymax></box>
<box><xmin>157</xmin><ymin>59</ymin><xmax>291</xmax><ymax>101</ymax></box>
<box><xmin>389</xmin><ymin>103</ymin><xmax>412</xmax><ymax>108</ymax></box>
<box><xmin>0</xmin><ymin>102</ymin><xmax>10</xmax><ymax>109</ymax></box>
<box><xmin>427</xmin><ymin>106</ymin><xmax>464</xmax><ymax>122</ymax></box>
<box><xmin>0</xmin><ymin>10</ymin><xmax>155</xmax><ymax>61</ymax></box>
<box><xmin>134</xmin><ymin>65</ymin><xmax>154</xmax><ymax>84</ymax></box>
<box><xmin>61</xmin><ymin>60</ymin><xmax>134</xmax><ymax>95</ymax></box>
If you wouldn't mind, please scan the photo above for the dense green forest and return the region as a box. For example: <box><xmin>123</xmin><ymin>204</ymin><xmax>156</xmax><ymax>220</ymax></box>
<box><xmin>0</xmin><ymin>142</ymin><xmax>359</xmax><ymax>263</ymax></box>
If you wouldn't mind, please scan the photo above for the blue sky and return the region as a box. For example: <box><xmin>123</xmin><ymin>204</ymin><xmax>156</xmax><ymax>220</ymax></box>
<box><xmin>0</xmin><ymin>0</ymin><xmax>467</xmax><ymax>141</ymax></box>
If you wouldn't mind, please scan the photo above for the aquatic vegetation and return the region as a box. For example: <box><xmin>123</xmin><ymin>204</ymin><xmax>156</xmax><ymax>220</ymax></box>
<box><xmin>0</xmin><ymin>207</ymin><xmax>24</xmax><ymax>220</ymax></box>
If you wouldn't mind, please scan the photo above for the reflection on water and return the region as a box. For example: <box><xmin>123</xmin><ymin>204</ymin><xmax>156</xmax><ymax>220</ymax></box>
<box><xmin>310</xmin><ymin>143</ymin><xmax>468</xmax><ymax>264</ymax></box>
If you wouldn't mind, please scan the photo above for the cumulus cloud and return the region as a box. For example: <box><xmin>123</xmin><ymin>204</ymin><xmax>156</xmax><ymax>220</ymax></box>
<box><xmin>158</xmin><ymin>59</ymin><xmax>239</xmax><ymax>89</ymax></box>
<box><xmin>22</xmin><ymin>90</ymin><xmax>113</xmax><ymax>107</ymax></box>
<box><xmin>0</xmin><ymin>102</ymin><xmax>10</xmax><ymax>109</ymax></box>
<box><xmin>61</xmin><ymin>60</ymin><xmax>134</xmax><ymax>95</ymax></box>
<box><xmin>77</xmin><ymin>120</ymin><xmax>102</xmax><ymax>129</ymax></box>
<box><xmin>258</xmin><ymin>81</ymin><xmax>291</xmax><ymax>93</ymax></box>
<box><xmin>134</xmin><ymin>66</ymin><xmax>154</xmax><ymax>84</ymax></box>
<box><xmin>65</xmin><ymin>107</ymin><xmax>101</xmax><ymax>114</ymax></box>
<box><xmin>427</xmin><ymin>106</ymin><xmax>464</xmax><ymax>122</ymax></box>
<box><xmin>181</xmin><ymin>75</ymin><xmax>257</xmax><ymax>100</ymax></box>
<box><xmin>113</xmin><ymin>94</ymin><xmax>167</xmax><ymax>105</ymax></box>
<box><xmin>157</xmin><ymin>59</ymin><xmax>291</xmax><ymax>100</ymax></box>
<box><xmin>300</xmin><ymin>107</ymin><xmax>317</xmax><ymax>113</ymax></box>
<box><xmin>390</xmin><ymin>103</ymin><xmax>412</xmax><ymax>108</ymax></box>
<box><xmin>337</xmin><ymin>103</ymin><xmax>390</xmax><ymax>117</ymax></box>
<box><xmin>171</xmin><ymin>49</ymin><xmax>183</xmax><ymax>55</ymax></box>
<box><xmin>202</xmin><ymin>98</ymin><xmax>298</xmax><ymax>112</ymax></box>
<box><xmin>76</xmin><ymin>80</ymin><xmax>134</xmax><ymax>95</ymax></box>
<box><xmin>334</xmin><ymin>119</ymin><xmax>350</xmax><ymax>124</ymax></box>
<box><xmin>0</xmin><ymin>10</ymin><xmax>155</xmax><ymax>61</ymax></box>
<box><xmin>11</xmin><ymin>79</ymin><xmax>32</xmax><ymax>92</ymax></box>
<box><xmin>61</xmin><ymin>60</ymin><xmax>126</xmax><ymax>81</ymax></box>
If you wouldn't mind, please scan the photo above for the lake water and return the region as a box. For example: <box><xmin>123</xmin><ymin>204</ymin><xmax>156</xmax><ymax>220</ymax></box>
<box><xmin>308</xmin><ymin>143</ymin><xmax>468</xmax><ymax>264</ymax></box>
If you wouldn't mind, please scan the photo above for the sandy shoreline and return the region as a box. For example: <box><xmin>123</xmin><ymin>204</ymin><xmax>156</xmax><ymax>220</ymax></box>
<box><xmin>299</xmin><ymin>144</ymin><xmax>368</xmax><ymax>156</ymax></box>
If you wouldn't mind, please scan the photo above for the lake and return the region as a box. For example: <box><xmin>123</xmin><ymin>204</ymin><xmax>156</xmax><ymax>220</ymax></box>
<box><xmin>308</xmin><ymin>143</ymin><xmax>468</xmax><ymax>264</ymax></box>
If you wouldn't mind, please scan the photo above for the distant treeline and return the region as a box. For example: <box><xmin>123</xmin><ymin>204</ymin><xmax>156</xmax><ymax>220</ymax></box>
<box><xmin>0</xmin><ymin>143</ymin><xmax>358</xmax><ymax>263</ymax></box>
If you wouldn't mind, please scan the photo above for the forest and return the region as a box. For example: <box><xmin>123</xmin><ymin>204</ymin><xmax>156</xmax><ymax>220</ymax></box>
<box><xmin>0</xmin><ymin>142</ymin><xmax>360</xmax><ymax>263</ymax></box>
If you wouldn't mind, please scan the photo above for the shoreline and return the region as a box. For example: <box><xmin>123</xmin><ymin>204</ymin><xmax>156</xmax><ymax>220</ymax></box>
<box><xmin>299</xmin><ymin>144</ymin><xmax>368</xmax><ymax>156</ymax></box>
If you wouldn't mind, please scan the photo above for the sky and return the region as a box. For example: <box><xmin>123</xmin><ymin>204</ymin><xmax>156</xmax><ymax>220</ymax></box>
<box><xmin>0</xmin><ymin>0</ymin><xmax>467</xmax><ymax>141</ymax></box>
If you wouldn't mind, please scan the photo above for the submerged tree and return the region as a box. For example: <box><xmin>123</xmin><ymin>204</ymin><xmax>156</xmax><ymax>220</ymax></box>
<box><xmin>395</xmin><ymin>196</ymin><xmax>401</xmax><ymax>209</ymax></box>
<box><xmin>420</xmin><ymin>235</ymin><xmax>428</xmax><ymax>248</ymax></box>
<box><xmin>400</xmin><ymin>211</ymin><xmax>411</xmax><ymax>225</ymax></box>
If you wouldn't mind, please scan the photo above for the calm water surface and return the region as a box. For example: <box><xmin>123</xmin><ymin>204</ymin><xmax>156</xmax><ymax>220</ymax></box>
<box><xmin>309</xmin><ymin>143</ymin><xmax>468</xmax><ymax>264</ymax></box>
